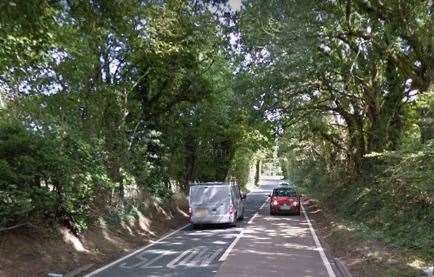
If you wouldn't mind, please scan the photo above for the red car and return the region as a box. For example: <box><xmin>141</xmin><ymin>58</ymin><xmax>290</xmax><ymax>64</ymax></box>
<box><xmin>269</xmin><ymin>187</ymin><xmax>301</xmax><ymax>215</ymax></box>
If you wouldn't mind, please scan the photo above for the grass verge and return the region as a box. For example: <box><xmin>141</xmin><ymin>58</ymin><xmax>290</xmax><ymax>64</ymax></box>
<box><xmin>304</xmin><ymin>198</ymin><xmax>429</xmax><ymax>277</ymax></box>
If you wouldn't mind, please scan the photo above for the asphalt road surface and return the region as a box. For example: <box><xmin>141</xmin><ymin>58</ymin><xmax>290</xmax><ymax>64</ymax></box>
<box><xmin>85</xmin><ymin>178</ymin><xmax>341</xmax><ymax>277</ymax></box>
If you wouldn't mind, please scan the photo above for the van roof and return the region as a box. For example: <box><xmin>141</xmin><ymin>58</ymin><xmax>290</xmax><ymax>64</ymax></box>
<box><xmin>190</xmin><ymin>182</ymin><xmax>235</xmax><ymax>187</ymax></box>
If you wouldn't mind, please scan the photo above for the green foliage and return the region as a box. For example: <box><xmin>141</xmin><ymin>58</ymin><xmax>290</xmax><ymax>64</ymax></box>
<box><xmin>0</xmin><ymin>121</ymin><xmax>40</xmax><ymax>224</ymax></box>
<box><xmin>283</xmin><ymin>137</ymin><xmax>434</xmax><ymax>259</ymax></box>
<box><xmin>0</xmin><ymin>118</ymin><xmax>111</xmax><ymax>231</ymax></box>
<box><xmin>0</xmin><ymin>0</ymin><xmax>266</xmax><ymax>232</ymax></box>
<box><xmin>240</xmin><ymin>0</ymin><xmax>433</xmax><ymax>171</ymax></box>
<box><xmin>240</xmin><ymin>0</ymin><xmax>433</xmax><ymax>259</ymax></box>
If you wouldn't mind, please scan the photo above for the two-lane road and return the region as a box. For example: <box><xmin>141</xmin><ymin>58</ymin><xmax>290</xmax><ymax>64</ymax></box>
<box><xmin>85</xmin><ymin>179</ymin><xmax>340</xmax><ymax>277</ymax></box>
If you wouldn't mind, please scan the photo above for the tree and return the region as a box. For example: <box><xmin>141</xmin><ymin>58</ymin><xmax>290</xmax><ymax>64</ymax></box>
<box><xmin>238</xmin><ymin>0</ymin><xmax>433</xmax><ymax>173</ymax></box>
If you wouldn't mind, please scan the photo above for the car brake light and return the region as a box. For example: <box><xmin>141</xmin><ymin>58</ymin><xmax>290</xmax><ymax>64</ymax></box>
<box><xmin>188</xmin><ymin>207</ymin><xmax>192</xmax><ymax>215</ymax></box>
<box><xmin>229</xmin><ymin>205</ymin><xmax>235</xmax><ymax>214</ymax></box>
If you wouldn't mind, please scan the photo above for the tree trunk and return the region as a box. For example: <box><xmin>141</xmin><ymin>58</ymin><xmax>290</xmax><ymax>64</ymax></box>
<box><xmin>254</xmin><ymin>159</ymin><xmax>261</xmax><ymax>186</ymax></box>
<box><xmin>366</xmin><ymin>60</ymin><xmax>405</xmax><ymax>152</ymax></box>
<box><xmin>183</xmin><ymin>134</ymin><xmax>196</xmax><ymax>192</ymax></box>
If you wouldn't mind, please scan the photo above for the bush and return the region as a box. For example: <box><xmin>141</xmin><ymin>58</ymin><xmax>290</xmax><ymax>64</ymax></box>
<box><xmin>0</xmin><ymin>120</ymin><xmax>111</xmax><ymax>232</ymax></box>
<box><xmin>0</xmin><ymin>121</ymin><xmax>51</xmax><ymax>226</ymax></box>
<box><xmin>289</xmin><ymin>141</ymin><xmax>434</xmax><ymax>260</ymax></box>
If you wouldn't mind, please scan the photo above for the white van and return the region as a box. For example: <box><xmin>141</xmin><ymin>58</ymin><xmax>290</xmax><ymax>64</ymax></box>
<box><xmin>189</xmin><ymin>182</ymin><xmax>246</xmax><ymax>227</ymax></box>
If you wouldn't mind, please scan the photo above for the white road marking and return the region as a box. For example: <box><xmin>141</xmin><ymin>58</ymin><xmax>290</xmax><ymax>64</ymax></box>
<box><xmin>119</xmin><ymin>251</ymin><xmax>148</xmax><ymax>269</ymax></box>
<box><xmin>218</xmin><ymin>200</ymin><xmax>268</xmax><ymax>262</ymax></box>
<box><xmin>120</xmin><ymin>251</ymin><xmax>169</xmax><ymax>269</ymax></box>
<box><xmin>84</xmin><ymin>223</ymin><xmax>191</xmax><ymax>276</ymax></box>
<box><xmin>85</xmin><ymin>184</ymin><xmax>271</xmax><ymax>275</ymax></box>
<box><xmin>189</xmin><ymin>246</ymin><xmax>224</xmax><ymax>267</ymax></box>
<box><xmin>301</xmin><ymin>203</ymin><xmax>336</xmax><ymax>277</ymax></box>
<box><xmin>166</xmin><ymin>249</ymin><xmax>194</xmax><ymax>269</ymax></box>
<box><xmin>166</xmin><ymin>246</ymin><xmax>223</xmax><ymax>268</ymax></box>
<box><xmin>184</xmin><ymin>247</ymin><xmax>209</xmax><ymax>266</ymax></box>
<box><xmin>139</xmin><ymin>252</ymin><xmax>167</xmax><ymax>269</ymax></box>
<box><xmin>178</xmin><ymin>247</ymin><xmax>201</xmax><ymax>266</ymax></box>
<box><xmin>198</xmin><ymin>248</ymin><xmax>223</xmax><ymax>267</ymax></box>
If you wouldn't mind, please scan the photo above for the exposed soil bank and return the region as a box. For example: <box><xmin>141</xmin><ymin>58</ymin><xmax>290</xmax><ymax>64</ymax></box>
<box><xmin>0</xmin><ymin>195</ymin><xmax>189</xmax><ymax>277</ymax></box>
<box><xmin>304</xmin><ymin>198</ymin><xmax>428</xmax><ymax>277</ymax></box>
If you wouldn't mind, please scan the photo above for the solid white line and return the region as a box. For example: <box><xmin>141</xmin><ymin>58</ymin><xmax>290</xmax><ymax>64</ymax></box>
<box><xmin>301</xmin><ymin>203</ymin><xmax>336</xmax><ymax>277</ymax></box>
<box><xmin>218</xmin><ymin>200</ymin><xmax>268</xmax><ymax>262</ymax></box>
<box><xmin>84</xmin><ymin>223</ymin><xmax>191</xmax><ymax>276</ymax></box>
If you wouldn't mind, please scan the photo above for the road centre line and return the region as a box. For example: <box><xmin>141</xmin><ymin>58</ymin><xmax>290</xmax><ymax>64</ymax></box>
<box><xmin>218</xmin><ymin>200</ymin><xmax>268</xmax><ymax>262</ymax></box>
<box><xmin>85</xmin><ymin>187</ymin><xmax>266</xmax><ymax>275</ymax></box>
<box><xmin>301</xmin><ymin>203</ymin><xmax>336</xmax><ymax>277</ymax></box>
<box><xmin>84</xmin><ymin>223</ymin><xmax>191</xmax><ymax>277</ymax></box>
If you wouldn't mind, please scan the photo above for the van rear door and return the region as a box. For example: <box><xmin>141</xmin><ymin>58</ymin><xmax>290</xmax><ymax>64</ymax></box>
<box><xmin>190</xmin><ymin>185</ymin><xmax>230</xmax><ymax>217</ymax></box>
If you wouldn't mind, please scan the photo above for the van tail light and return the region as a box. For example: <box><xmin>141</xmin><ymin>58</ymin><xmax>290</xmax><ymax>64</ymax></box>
<box><xmin>229</xmin><ymin>205</ymin><xmax>235</xmax><ymax>214</ymax></box>
<box><xmin>188</xmin><ymin>207</ymin><xmax>192</xmax><ymax>217</ymax></box>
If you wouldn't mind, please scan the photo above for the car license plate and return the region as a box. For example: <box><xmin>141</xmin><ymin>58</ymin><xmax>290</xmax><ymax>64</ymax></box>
<box><xmin>280</xmin><ymin>205</ymin><xmax>290</xmax><ymax>210</ymax></box>
<box><xmin>195</xmin><ymin>208</ymin><xmax>208</xmax><ymax>217</ymax></box>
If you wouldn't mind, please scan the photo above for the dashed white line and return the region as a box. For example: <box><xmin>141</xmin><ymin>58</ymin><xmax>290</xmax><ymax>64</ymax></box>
<box><xmin>301</xmin><ymin>203</ymin><xmax>336</xmax><ymax>277</ymax></box>
<box><xmin>218</xmin><ymin>200</ymin><xmax>268</xmax><ymax>262</ymax></box>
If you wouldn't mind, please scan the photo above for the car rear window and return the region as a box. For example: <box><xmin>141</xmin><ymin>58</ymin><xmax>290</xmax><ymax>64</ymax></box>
<box><xmin>273</xmin><ymin>188</ymin><xmax>297</xmax><ymax>197</ymax></box>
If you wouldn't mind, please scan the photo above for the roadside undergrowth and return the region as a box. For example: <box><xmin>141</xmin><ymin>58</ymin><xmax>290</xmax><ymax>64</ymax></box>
<box><xmin>305</xmin><ymin>199</ymin><xmax>427</xmax><ymax>277</ymax></box>
<box><xmin>0</xmin><ymin>194</ymin><xmax>188</xmax><ymax>277</ymax></box>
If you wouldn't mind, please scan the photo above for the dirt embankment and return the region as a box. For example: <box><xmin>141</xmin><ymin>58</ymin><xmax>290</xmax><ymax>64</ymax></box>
<box><xmin>304</xmin><ymin>199</ymin><xmax>428</xmax><ymax>277</ymax></box>
<box><xmin>0</xmin><ymin>194</ymin><xmax>189</xmax><ymax>277</ymax></box>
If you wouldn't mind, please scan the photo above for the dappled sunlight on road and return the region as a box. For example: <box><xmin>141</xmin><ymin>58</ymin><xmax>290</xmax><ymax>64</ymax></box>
<box><xmin>216</xmin><ymin>199</ymin><xmax>335</xmax><ymax>277</ymax></box>
<box><xmin>85</xmin><ymin>178</ymin><xmax>339</xmax><ymax>277</ymax></box>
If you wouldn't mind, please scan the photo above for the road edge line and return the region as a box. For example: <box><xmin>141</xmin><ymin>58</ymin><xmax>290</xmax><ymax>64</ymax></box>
<box><xmin>218</xmin><ymin>200</ymin><xmax>267</xmax><ymax>262</ymax></box>
<box><xmin>301</xmin><ymin>203</ymin><xmax>336</xmax><ymax>277</ymax></box>
<box><xmin>83</xmin><ymin>223</ymin><xmax>191</xmax><ymax>277</ymax></box>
